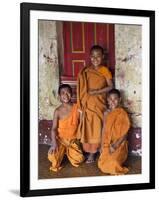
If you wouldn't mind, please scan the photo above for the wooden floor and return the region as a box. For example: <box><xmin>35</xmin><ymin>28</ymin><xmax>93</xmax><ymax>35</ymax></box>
<box><xmin>38</xmin><ymin>144</ymin><xmax>141</xmax><ymax>179</ymax></box>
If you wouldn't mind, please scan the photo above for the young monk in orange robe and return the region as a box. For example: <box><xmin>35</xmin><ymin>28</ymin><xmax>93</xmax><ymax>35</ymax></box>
<box><xmin>98</xmin><ymin>89</ymin><xmax>131</xmax><ymax>175</ymax></box>
<box><xmin>48</xmin><ymin>84</ymin><xmax>84</xmax><ymax>172</ymax></box>
<box><xmin>77</xmin><ymin>45</ymin><xmax>113</xmax><ymax>163</ymax></box>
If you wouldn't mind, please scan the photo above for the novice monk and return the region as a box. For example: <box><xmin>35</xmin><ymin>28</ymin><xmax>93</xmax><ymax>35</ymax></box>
<box><xmin>48</xmin><ymin>84</ymin><xmax>84</xmax><ymax>172</ymax></box>
<box><xmin>77</xmin><ymin>45</ymin><xmax>113</xmax><ymax>163</ymax></box>
<box><xmin>98</xmin><ymin>89</ymin><xmax>131</xmax><ymax>175</ymax></box>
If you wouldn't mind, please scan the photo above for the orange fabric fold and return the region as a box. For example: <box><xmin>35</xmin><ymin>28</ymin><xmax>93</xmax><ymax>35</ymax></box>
<box><xmin>58</xmin><ymin>104</ymin><xmax>79</xmax><ymax>140</ymax></box>
<box><xmin>82</xmin><ymin>143</ymin><xmax>99</xmax><ymax>153</ymax></box>
<box><xmin>77</xmin><ymin>66</ymin><xmax>112</xmax><ymax>145</ymax></box>
<box><xmin>98</xmin><ymin>107</ymin><xmax>130</xmax><ymax>175</ymax></box>
<box><xmin>48</xmin><ymin>138</ymin><xmax>84</xmax><ymax>172</ymax></box>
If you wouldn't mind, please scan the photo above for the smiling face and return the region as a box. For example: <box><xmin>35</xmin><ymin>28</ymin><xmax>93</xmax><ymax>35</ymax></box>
<box><xmin>59</xmin><ymin>87</ymin><xmax>72</xmax><ymax>104</ymax></box>
<box><xmin>107</xmin><ymin>93</ymin><xmax>121</xmax><ymax>110</ymax></box>
<box><xmin>90</xmin><ymin>49</ymin><xmax>104</xmax><ymax>68</ymax></box>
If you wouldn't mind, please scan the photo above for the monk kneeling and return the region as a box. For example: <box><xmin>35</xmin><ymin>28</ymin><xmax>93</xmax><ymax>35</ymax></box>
<box><xmin>48</xmin><ymin>84</ymin><xmax>84</xmax><ymax>172</ymax></box>
<box><xmin>98</xmin><ymin>89</ymin><xmax>130</xmax><ymax>175</ymax></box>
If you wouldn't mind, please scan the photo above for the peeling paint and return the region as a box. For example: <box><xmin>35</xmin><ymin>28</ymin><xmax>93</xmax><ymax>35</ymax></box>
<box><xmin>115</xmin><ymin>25</ymin><xmax>142</xmax><ymax>128</ymax></box>
<box><xmin>39</xmin><ymin>20</ymin><xmax>61</xmax><ymax>120</ymax></box>
<box><xmin>131</xmin><ymin>149</ymin><xmax>142</xmax><ymax>156</ymax></box>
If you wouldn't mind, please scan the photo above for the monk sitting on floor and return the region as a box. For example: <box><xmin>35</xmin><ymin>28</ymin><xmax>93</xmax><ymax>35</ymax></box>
<box><xmin>98</xmin><ymin>89</ymin><xmax>131</xmax><ymax>175</ymax></box>
<box><xmin>48</xmin><ymin>84</ymin><xmax>84</xmax><ymax>172</ymax></box>
<box><xmin>77</xmin><ymin>45</ymin><xmax>113</xmax><ymax>163</ymax></box>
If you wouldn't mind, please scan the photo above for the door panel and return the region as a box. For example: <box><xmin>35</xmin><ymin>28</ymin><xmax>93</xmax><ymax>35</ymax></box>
<box><xmin>61</xmin><ymin>21</ymin><xmax>115</xmax><ymax>102</ymax></box>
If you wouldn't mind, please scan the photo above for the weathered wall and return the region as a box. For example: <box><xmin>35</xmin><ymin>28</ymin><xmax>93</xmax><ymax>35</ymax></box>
<box><xmin>115</xmin><ymin>25</ymin><xmax>142</xmax><ymax>155</ymax></box>
<box><xmin>39</xmin><ymin>20</ymin><xmax>61</xmax><ymax>120</ymax></box>
<box><xmin>115</xmin><ymin>25</ymin><xmax>142</xmax><ymax>127</ymax></box>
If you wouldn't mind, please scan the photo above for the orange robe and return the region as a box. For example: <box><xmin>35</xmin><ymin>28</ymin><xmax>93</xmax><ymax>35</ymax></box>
<box><xmin>77</xmin><ymin>66</ymin><xmax>112</xmax><ymax>149</ymax></box>
<box><xmin>48</xmin><ymin>104</ymin><xmax>84</xmax><ymax>172</ymax></box>
<box><xmin>98</xmin><ymin>107</ymin><xmax>130</xmax><ymax>175</ymax></box>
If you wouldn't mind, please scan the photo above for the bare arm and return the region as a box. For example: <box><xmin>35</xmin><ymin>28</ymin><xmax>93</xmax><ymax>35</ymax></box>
<box><xmin>109</xmin><ymin>134</ymin><xmax>127</xmax><ymax>154</ymax></box>
<box><xmin>89</xmin><ymin>78</ymin><xmax>113</xmax><ymax>95</ymax></box>
<box><xmin>48</xmin><ymin>109</ymin><xmax>59</xmax><ymax>154</ymax></box>
<box><xmin>112</xmin><ymin>134</ymin><xmax>127</xmax><ymax>149</ymax></box>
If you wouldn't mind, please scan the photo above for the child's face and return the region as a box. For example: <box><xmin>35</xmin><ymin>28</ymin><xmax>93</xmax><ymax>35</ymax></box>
<box><xmin>107</xmin><ymin>93</ymin><xmax>121</xmax><ymax>110</ymax></box>
<box><xmin>59</xmin><ymin>88</ymin><xmax>72</xmax><ymax>103</ymax></box>
<box><xmin>90</xmin><ymin>49</ymin><xmax>104</xmax><ymax>68</ymax></box>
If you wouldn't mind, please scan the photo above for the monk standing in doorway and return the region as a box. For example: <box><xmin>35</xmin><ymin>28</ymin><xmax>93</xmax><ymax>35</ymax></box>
<box><xmin>77</xmin><ymin>45</ymin><xmax>113</xmax><ymax>163</ymax></box>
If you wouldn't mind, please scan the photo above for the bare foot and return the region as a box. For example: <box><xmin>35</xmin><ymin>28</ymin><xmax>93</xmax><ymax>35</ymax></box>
<box><xmin>85</xmin><ymin>153</ymin><xmax>96</xmax><ymax>164</ymax></box>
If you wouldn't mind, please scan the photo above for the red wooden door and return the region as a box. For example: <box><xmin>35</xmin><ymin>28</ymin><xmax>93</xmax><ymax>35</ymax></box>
<box><xmin>61</xmin><ymin>21</ymin><xmax>115</xmax><ymax>101</ymax></box>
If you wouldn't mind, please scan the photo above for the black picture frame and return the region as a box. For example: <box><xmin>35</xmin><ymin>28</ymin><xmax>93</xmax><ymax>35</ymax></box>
<box><xmin>20</xmin><ymin>2</ymin><xmax>155</xmax><ymax>197</ymax></box>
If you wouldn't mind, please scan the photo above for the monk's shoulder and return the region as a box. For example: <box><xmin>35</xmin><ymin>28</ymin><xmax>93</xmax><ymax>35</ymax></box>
<box><xmin>52</xmin><ymin>106</ymin><xmax>61</xmax><ymax>120</ymax></box>
<box><xmin>120</xmin><ymin>107</ymin><xmax>128</xmax><ymax>114</ymax></box>
<box><xmin>119</xmin><ymin>108</ymin><xmax>131</xmax><ymax>129</ymax></box>
<box><xmin>54</xmin><ymin>105</ymin><xmax>61</xmax><ymax>115</ymax></box>
<box><xmin>99</xmin><ymin>66</ymin><xmax>110</xmax><ymax>72</ymax></box>
<box><xmin>118</xmin><ymin>107</ymin><xmax>130</xmax><ymax>119</ymax></box>
<box><xmin>98</xmin><ymin>66</ymin><xmax>112</xmax><ymax>79</ymax></box>
<box><xmin>78</xmin><ymin>66</ymin><xmax>88</xmax><ymax>75</ymax></box>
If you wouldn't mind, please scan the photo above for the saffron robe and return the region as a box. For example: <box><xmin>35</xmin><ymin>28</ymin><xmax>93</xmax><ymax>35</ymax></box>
<box><xmin>77</xmin><ymin>66</ymin><xmax>112</xmax><ymax>144</ymax></box>
<box><xmin>48</xmin><ymin>104</ymin><xmax>84</xmax><ymax>172</ymax></box>
<box><xmin>98</xmin><ymin>107</ymin><xmax>130</xmax><ymax>175</ymax></box>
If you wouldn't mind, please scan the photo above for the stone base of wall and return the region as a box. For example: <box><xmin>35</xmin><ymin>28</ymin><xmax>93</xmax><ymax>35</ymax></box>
<box><xmin>38</xmin><ymin>120</ymin><xmax>142</xmax><ymax>156</ymax></box>
<box><xmin>128</xmin><ymin>127</ymin><xmax>141</xmax><ymax>156</ymax></box>
<box><xmin>39</xmin><ymin>120</ymin><xmax>52</xmax><ymax>145</ymax></box>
